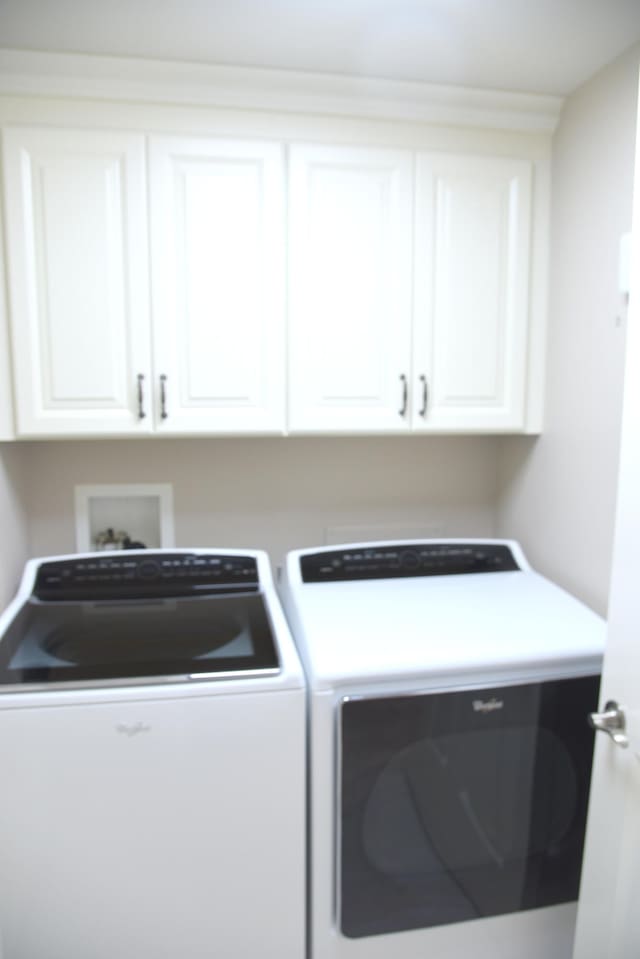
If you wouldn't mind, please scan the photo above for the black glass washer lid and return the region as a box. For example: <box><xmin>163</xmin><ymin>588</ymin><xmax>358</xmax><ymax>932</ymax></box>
<box><xmin>0</xmin><ymin>591</ymin><xmax>280</xmax><ymax>687</ymax></box>
<box><xmin>42</xmin><ymin>611</ymin><xmax>241</xmax><ymax>666</ymax></box>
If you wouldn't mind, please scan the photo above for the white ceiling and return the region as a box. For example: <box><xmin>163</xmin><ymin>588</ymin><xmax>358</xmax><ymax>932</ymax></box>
<box><xmin>1</xmin><ymin>0</ymin><xmax>640</xmax><ymax>97</ymax></box>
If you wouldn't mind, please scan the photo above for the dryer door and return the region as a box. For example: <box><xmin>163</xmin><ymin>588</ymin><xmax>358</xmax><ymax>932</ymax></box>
<box><xmin>339</xmin><ymin>675</ymin><xmax>600</xmax><ymax>938</ymax></box>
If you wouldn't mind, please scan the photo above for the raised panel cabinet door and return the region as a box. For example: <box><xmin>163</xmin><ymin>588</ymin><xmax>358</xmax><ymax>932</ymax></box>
<box><xmin>149</xmin><ymin>136</ymin><xmax>286</xmax><ymax>434</ymax></box>
<box><xmin>2</xmin><ymin>127</ymin><xmax>152</xmax><ymax>436</ymax></box>
<box><xmin>413</xmin><ymin>154</ymin><xmax>532</xmax><ymax>431</ymax></box>
<box><xmin>288</xmin><ymin>144</ymin><xmax>413</xmax><ymax>433</ymax></box>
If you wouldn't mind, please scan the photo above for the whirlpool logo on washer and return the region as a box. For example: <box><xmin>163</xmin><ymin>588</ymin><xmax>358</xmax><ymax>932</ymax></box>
<box><xmin>116</xmin><ymin>721</ymin><xmax>151</xmax><ymax>737</ymax></box>
<box><xmin>472</xmin><ymin>697</ymin><xmax>504</xmax><ymax>714</ymax></box>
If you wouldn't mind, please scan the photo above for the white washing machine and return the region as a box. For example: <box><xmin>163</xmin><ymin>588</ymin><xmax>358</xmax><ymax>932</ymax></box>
<box><xmin>279</xmin><ymin>539</ymin><xmax>606</xmax><ymax>959</ymax></box>
<box><xmin>0</xmin><ymin>549</ymin><xmax>306</xmax><ymax>959</ymax></box>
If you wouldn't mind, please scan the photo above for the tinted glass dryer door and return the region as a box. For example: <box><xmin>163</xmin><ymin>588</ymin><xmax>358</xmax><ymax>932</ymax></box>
<box><xmin>340</xmin><ymin>674</ymin><xmax>599</xmax><ymax>938</ymax></box>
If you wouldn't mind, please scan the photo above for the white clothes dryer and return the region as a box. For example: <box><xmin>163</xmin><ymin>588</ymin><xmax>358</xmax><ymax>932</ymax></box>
<box><xmin>0</xmin><ymin>549</ymin><xmax>306</xmax><ymax>959</ymax></box>
<box><xmin>279</xmin><ymin>539</ymin><xmax>605</xmax><ymax>959</ymax></box>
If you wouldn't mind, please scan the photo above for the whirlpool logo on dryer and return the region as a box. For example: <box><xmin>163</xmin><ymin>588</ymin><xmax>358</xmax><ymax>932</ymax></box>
<box><xmin>472</xmin><ymin>697</ymin><xmax>504</xmax><ymax>714</ymax></box>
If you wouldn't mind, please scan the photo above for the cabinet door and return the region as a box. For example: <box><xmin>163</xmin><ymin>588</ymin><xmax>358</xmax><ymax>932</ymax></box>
<box><xmin>414</xmin><ymin>154</ymin><xmax>532</xmax><ymax>431</ymax></box>
<box><xmin>288</xmin><ymin>144</ymin><xmax>413</xmax><ymax>433</ymax></box>
<box><xmin>149</xmin><ymin>136</ymin><xmax>286</xmax><ymax>434</ymax></box>
<box><xmin>2</xmin><ymin>127</ymin><xmax>152</xmax><ymax>436</ymax></box>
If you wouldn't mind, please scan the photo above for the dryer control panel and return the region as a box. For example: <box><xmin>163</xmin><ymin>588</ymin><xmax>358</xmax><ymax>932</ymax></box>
<box><xmin>300</xmin><ymin>543</ymin><xmax>520</xmax><ymax>583</ymax></box>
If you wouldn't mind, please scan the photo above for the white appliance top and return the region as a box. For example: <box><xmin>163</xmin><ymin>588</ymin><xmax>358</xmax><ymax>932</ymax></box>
<box><xmin>0</xmin><ymin>548</ymin><xmax>304</xmax><ymax>703</ymax></box>
<box><xmin>280</xmin><ymin>539</ymin><xmax>605</xmax><ymax>691</ymax></box>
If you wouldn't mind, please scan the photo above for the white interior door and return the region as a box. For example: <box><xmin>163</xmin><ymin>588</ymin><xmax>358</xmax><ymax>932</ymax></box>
<box><xmin>572</xmin><ymin>81</ymin><xmax>640</xmax><ymax>959</ymax></box>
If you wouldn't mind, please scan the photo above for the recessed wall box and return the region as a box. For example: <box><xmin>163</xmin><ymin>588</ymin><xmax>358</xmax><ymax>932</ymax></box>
<box><xmin>74</xmin><ymin>484</ymin><xmax>174</xmax><ymax>552</ymax></box>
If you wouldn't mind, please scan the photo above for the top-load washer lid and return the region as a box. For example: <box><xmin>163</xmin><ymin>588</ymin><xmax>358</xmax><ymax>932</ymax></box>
<box><xmin>0</xmin><ymin>551</ymin><xmax>281</xmax><ymax>689</ymax></box>
<box><xmin>279</xmin><ymin>540</ymin><xmax>606</xmax><ymax>690</ymax></box>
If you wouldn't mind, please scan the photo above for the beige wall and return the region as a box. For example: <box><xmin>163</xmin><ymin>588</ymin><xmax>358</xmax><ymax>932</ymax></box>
<box><xmin>0</xmin><ymin>444</ymin><xmax>29</xmax><ymax>607</ymax></box>
<box><xmin>498</xmin><ymin>43</ymin><xmax>640</xmax><ymax>616</ymax></box>
<box><xmin>21</xmin><ymin>436</ymin><xmax>499</xmax><ymax>569</ymax></box>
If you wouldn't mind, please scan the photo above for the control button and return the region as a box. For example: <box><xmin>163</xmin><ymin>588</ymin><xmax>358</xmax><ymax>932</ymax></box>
<box><xmin>400</xmin><ymin>550</ymin><xmax>420</xmax><ymax>569</ymax></box>
<box><xmin>138</xmin><ymin>560</ymin><xmax>160</xmax><ymax>580</ymax></box>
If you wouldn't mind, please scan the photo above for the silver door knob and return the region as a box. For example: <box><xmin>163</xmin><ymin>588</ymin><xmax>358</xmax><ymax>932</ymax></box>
<box><xmin>589</xmin><ymin>700</ymin><xmax>629</xmax><ymax>748</ymax></box>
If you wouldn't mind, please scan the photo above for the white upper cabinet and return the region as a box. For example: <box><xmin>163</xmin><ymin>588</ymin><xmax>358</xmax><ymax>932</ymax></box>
<box><xmin>149</xmin><ymin>136</ymin><xmax>286</xmax><ymax>434</ymax></box>
<box><xmin>0</xmin><ymin>113</ymin><xmax>543</xmax><ymax>439</ymax></box>
<box><xmin>288</xmin><ymin>144</ymin><xmax>413</xmax><ymax>433</ymax></box>
<box><xmin>413</xmin><ymin>153</ymin><xmax>532</xmax><ymax>431</ymax></box>
<box><xmin>287</xmin><ymin>145</ymin><xmax>533</xmax><ymax>434</ymax></box>
<box><xmin>3</xmin><ymin>128</ymin><xmax>286</xmax><ymax>437</ymax></box>
<box><xmin>2</xmin><ymin>127</ymin><xmax>152</xmax><ymax>436</ymax></box>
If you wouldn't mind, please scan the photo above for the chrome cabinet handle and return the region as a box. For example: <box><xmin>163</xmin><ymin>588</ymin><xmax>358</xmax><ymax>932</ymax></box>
<box><xmin>136</xmin><ymin>373</ymin><xmax>146</xmax><ymax>420</ymax></box>
<box><xmin>160</xmin><ymin>374</ymin><xmax>168</xmax><ymax>420</ymax></box>
<box><xmin>419</xmin><ymin>374</ymin><xmax>428</xmax><ymax>418</ymax></box>
<box><xmin>589</xmin><ymin>700</ymin><xmax>629</xmax><ymax>748</ymax></box>
<box><xmin>399</xmin><ymin>374</ymin><xmax>408</xmax><ymax>417</ymax></box>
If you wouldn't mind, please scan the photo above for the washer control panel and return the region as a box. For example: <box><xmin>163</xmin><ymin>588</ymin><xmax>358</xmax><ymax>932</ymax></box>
<box><xmin>300</xmin><ymin>543</ymin><xmax>519</xmax><ymax>583</ymax></box>
<box><xmin>34</xmin><ymin>553</ymin><xmax>259</xmax><ymax>600</ymax></box>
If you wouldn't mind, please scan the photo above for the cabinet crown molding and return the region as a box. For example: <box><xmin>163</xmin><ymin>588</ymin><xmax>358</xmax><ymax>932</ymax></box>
<box><xmin>0</xmin><ymin>49</ymin><xmax>562</xmax><ymax>133</ymax></box>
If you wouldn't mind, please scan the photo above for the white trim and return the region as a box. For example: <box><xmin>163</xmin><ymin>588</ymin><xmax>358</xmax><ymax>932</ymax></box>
<box><xmin>523</xmin><ymin>145</ymin><xmax>552</xmax><ymax>433</ymax></box>
<box><xmin>0</xmin><ymin>49</ymin><xmax>563</xmax><ymax>133</ymax></box>
<box><xmin>0</xmin><ymin>186</ymin><xmax>15</xmax><ymax>440</ymax></box>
